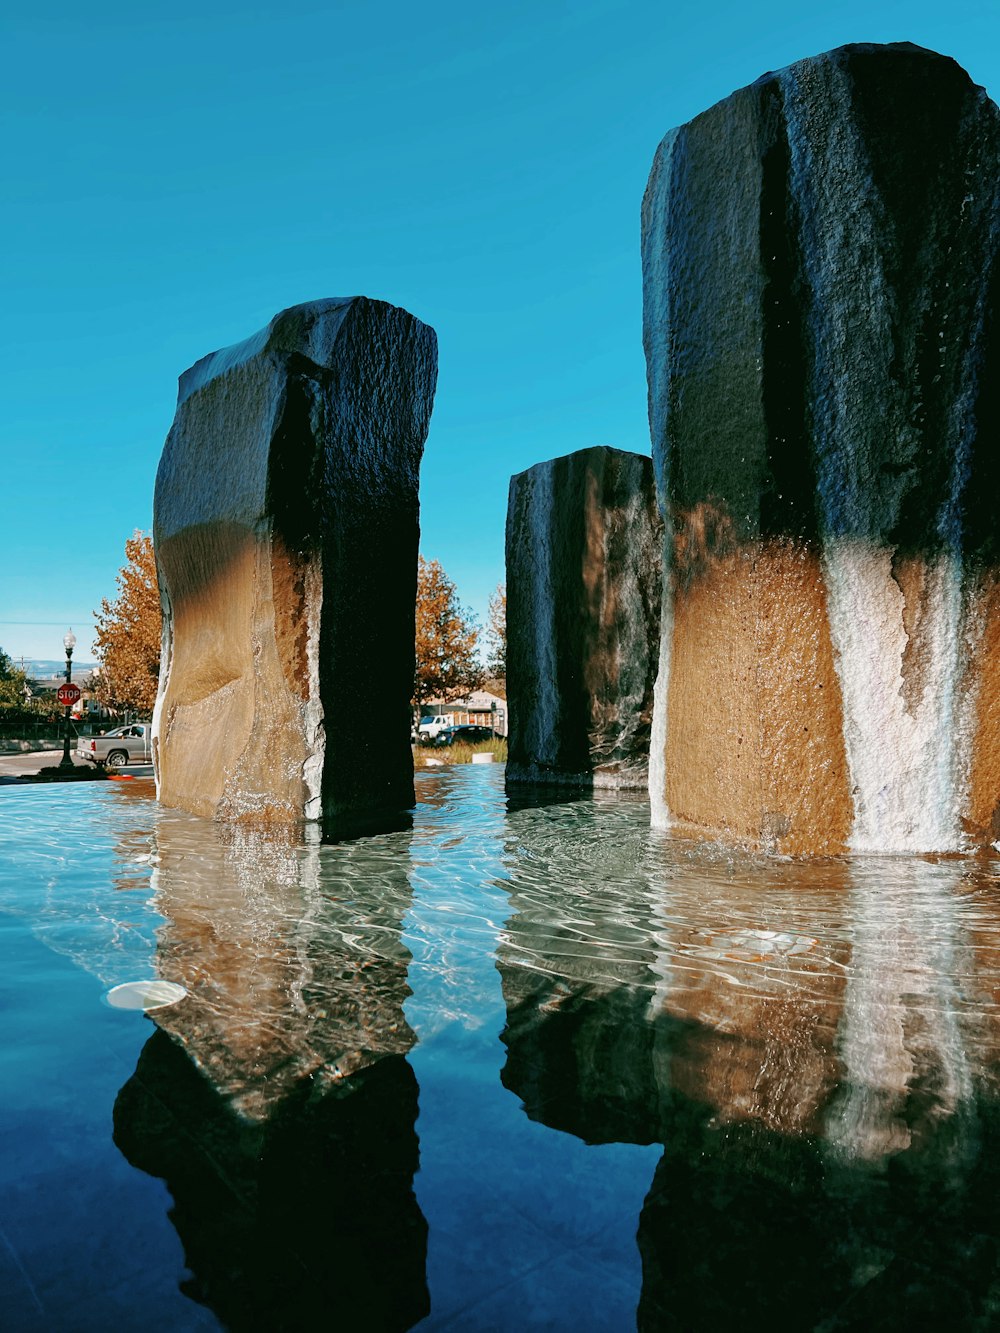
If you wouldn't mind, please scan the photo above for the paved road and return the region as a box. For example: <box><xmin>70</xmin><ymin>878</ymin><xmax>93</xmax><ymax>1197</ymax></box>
<box><xmin>0</xmin><ymin>750</ymin><xmax>154</xmax><ymax>780</ymax></box>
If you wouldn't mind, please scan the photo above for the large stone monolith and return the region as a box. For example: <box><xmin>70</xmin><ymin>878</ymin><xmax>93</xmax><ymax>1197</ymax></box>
<box><xmin>643</xmin><ymin>42</ymin><xmax>1000</xmax><ymax>853</ymax></box>
<box><xmin>153</xmin><ymin>297</ymin><xmax>437</xmax><ymax>832</ymax></box>
<box><xmin>505</xmin><ymin>446</ymin><xmax>662</xmax><ymax>787</ymax></box>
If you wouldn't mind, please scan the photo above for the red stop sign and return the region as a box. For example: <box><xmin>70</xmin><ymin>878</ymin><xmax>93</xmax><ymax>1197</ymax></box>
<box><xmin>57</xmin><ymin>683</ymin><xmax>81</xmax><ymax>707</ymax></box>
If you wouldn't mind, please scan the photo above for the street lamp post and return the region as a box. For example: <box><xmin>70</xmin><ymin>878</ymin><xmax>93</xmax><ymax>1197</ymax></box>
<box><xmin>59</xmin><ymin>629</ymin><xmax>77</xmax><ymax>770</ymax></box>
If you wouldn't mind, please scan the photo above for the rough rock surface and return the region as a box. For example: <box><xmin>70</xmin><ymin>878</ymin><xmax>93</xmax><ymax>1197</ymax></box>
<box><xmin>505</xmin><ymin>446</ymin><xmax>662</xmax><ymax>787</ymax></box>
<box><xmin>642</xmin><ymin>42</ymin><xmax>1000</xmax><ymax>853</ymax></box>
<box><xmin>153</xmin><ymin>297</ymin><xmax>437</xmax><ymax>832</ymax></box>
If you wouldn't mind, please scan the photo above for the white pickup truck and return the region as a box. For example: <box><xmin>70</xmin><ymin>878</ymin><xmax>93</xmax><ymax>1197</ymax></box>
<box><xmin>416</xmin><ymin>715</ymin><xmax>450</xmax><ymax>743</ymax></box>
<box><xmin>77</xmin><ymin>724</ymin><xmax>153</xmax><ymax>769</ymax></box>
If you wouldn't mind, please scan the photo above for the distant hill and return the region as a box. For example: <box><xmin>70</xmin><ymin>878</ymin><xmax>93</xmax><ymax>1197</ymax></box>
<box><xmin>22</xmin><ymin>659</ymin><xmax>98</xmax><ymax>678</ymax></box>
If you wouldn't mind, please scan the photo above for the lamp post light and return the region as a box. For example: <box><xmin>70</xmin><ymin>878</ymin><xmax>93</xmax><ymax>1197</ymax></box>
<box><xmin>59</xmin><ymin>629</ymin><xmax>77</xmax><ymax>771</ymax></box>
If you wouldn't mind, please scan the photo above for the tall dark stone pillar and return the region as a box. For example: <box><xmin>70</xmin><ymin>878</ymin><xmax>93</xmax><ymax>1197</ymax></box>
<box><xmin>505</xmin><ymin>445</ymin><xmax>662</xmax><ymax>788</ymax></box>
<box><xmin>643</xmin><ymin>43</ymin><xmax>1000</xmax><ymax>853</ymax></box>
<box><xmin>153</xmin><ymin>297</ymin><xmax>437</xmax><ymax>834</ymax></box>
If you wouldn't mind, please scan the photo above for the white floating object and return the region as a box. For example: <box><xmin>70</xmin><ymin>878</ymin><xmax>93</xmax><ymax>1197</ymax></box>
<box><xmin>689</xmin><ymin>928</ymin><xmax>817</xmax><ymax>963</ymax></box>
<box><xmin>471</xmin><ymin>753</ymin><xmax>495</xmax><ymax>764</ymax></box>
<box><xmin>106</xmin><ymin>980</ymin><xmax>188</xmax><ymax>1011</ymax></box>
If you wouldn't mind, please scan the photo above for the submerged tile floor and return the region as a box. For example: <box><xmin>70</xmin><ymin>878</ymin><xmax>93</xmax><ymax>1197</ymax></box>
<box><xmin>2</xmin><ymin>767</ymin><xmax>1000</xmax><ymax>1329</ymax></box>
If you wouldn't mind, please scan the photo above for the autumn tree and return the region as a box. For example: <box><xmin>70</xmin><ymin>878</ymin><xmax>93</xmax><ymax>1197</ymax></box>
<box><xmin>484</xmin><ymin>583</ymin><xmax>506</xmax><ymax>681</ymax></box>
<box><xmin>0</xmin><ymin>647</ymin><xmax>29</xmax><ymax>714</ymax></box>
<box><xmin>414</xmin><ymin>556</ymin><xmax>482</xmax><ymax>707</ymax></box>
<box><xmin>93</xmin><ymin>532</ymin><xmax>162</xmax><ymax>715</ymax></box>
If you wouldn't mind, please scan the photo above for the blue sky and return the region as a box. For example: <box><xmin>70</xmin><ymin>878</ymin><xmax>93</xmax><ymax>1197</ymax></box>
<box><xmin>3</xmin><ymin>0</ymin><xmax>998</xmax><ymax>663</ymax></box>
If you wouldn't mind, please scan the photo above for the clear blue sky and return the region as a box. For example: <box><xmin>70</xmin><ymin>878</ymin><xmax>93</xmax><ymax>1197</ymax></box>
<box><xmin>3</xmin><ymin>0</ymin><xmax>998</xmax><ymax>663</ymax></box>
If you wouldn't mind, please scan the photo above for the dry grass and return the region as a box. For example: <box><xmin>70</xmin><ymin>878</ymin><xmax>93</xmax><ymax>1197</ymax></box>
<box><xmin>413</xmin><ymin>738</ymin><xmax>507</xmax><ymax>769</ymax></box>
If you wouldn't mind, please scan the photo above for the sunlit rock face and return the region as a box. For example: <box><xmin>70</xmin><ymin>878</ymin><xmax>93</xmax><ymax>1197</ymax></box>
<box><xmin>642</xmin><ymin>43</ymin><xmax>1000</xmax><ymax>853</ymax></box>
<box><xmin>506</xmin><ymin>446</ymin><xmax>662</xmax><ymax>787</ymax></box>
<box><xmin>153</xmin><ymin>297</ymin><xmax>437</xmax><ymax>832</ymax></box>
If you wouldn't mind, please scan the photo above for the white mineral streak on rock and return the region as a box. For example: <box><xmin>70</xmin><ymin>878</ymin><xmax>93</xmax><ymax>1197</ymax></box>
<box><xmin>302</xmin><ymin>558</ymin><xmax>325</xmax><ymax>822</ymax></box>
<box><xmin>829</xmin><ymin>860</ymin><xmax>973</xmax><ymax>1160</ymax></box>
<box><xmin>823</xmin><ymin>541</ymin><xmax>964</xmax><ymax>851</ymax></box>
<box><xmin>648</xmin><ymin>563</ymin><xmax>673</xmax><ymax>829</ymax></box>
<box><xmin>151</xmin><ymin>576</ymin><xmax>173</xmax><ymax>795</ymax></box>
<box><xmin>640</xmin><ymin>127</ymin><xmax>679</xmax><ymax>827</ymax></box>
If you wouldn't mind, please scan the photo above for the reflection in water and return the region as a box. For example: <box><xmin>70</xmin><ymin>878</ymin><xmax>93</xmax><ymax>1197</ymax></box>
<box><xmin>0</xmin><ymin>777</ymin><xmax>166</xmax><ymax>985</ymax></box>
<box><xmin>644</xmin><ymin>849</ymin><xmax>851</xmax><ymax>1139</ymax></box>
<box><xmin>142</xmin><ymin>813</ymin><xmax>418</xmax><ymax>1116</ymax></box>
<box><xmin>498</xmin><ymin>800</ymin><xmax>1000</xmax><ymax>1327</ymax></box>
<box><xmin>113</xmin><ymin>810</ymin><xmax>428</xmax><ymax>1330</ymax></box>
<box><xmin>828</xmin><ymin>858</ymin><xmax>978</xmax><ymax>1160</ymax></box>
<box><xmin>114</xmin><ymin>1033</ymin><xmax>424</xmax><ymax>1331</ymax></box>
<box><xmin>9</xmin><ymin>773</ymin><xmax>1000</xmax><ymax>1328</ymax></box>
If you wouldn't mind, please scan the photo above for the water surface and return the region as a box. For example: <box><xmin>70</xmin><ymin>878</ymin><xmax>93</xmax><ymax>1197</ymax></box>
<box><xmin>2</xmin><ymin>767</ymin><xmax>1000</xmax><ymax>1329</ymax></box>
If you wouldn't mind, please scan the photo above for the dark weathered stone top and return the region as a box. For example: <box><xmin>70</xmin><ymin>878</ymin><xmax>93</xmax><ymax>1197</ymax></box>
<box><xmin>506</xmin><ymin>445</ymin><xmax>662</xmax><ymax>787</ymax></box>
<box><xmin>157</xmin><ymin>297</ymin><xmax>437</xmax><ymax>547</ymax></box>
<box><xmin>642</xmin><ymin>42</ymin><xmax>1000</xmax><ymax>563</ymax></box>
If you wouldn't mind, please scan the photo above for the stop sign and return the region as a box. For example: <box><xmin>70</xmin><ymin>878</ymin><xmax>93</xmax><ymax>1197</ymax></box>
<box><xmin>57</xmin><ymin>682</ymin><xmax>81</xmax><ymax>707</ymax></box>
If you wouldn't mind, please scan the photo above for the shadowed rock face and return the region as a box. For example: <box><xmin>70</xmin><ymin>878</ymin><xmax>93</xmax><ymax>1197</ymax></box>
<box><xmin>153</xmin><ymin>297</ymin><xmax>437</xmax><ymax>834</ymax></box>
<box><xmin>505</xmin><ymin>446</ymin><xmax>662</xmax><ymax>788</ymax></box>
<box><xmin>642</xmin><ymin>43</ymin><xmax>1000</xmax><ymax>853</ymax></box>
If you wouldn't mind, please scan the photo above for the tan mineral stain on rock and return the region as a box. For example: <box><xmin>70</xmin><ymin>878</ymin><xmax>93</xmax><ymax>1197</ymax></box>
<box><xmin>665</xmin><ymin>518</ymin><xmax>851</xmax><ymax>855</ymax></box>
<box><xmin>155</xmin><ymin>524</ymin><xmax>259</xmax><ymax>821</ymax></box>
<box><xmin>965</xmin><ymin>572</ymin><xmax>1000</xmax><ymax>840</ymax></box>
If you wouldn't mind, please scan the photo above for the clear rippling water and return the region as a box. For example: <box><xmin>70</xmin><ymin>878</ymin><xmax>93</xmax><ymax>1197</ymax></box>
<box><xmin>2</xmin><ymin>765</ymin><xmax>1000</xmax><ymax>1330</ymax></box>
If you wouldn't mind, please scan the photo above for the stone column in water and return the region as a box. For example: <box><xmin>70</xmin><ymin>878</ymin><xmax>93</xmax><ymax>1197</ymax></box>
<box><xmin>506</xmin><ymin>446</ymin><xmax>662</xmax><ymax>787</ymax></box>
<box><xmin>153</xmin><ymin>297</ymin><xmax>437</xmax><ymax>832</ymax></box>
<box><xmin>642</xmin><ymin>42</ymin><xmax>1000</xmax><ymax>854</ymax></box>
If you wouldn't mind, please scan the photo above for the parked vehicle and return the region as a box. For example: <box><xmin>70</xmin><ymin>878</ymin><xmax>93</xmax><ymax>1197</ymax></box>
<box><xmin>417</xmin><ymin>715</ymin><xmax>450</xmax><ymax>743</ymax></box>
<box><xmin>77</xmin><ymin>723</ymin><xmax>153</xmax><ymax>768</ymax></box>
<box><xmin>435</xmin><ymin>725</ymin><xmax>499</xmax><ymax>747</ymax></box>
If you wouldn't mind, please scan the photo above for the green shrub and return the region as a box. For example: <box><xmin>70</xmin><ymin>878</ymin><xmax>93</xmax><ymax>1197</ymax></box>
<box><xmin>414</xmin><ymin>738</ymin><xmax>507</xmax><ymax>768</ymax></box>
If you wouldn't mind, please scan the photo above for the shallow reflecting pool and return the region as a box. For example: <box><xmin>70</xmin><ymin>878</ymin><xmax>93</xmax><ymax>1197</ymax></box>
<box><xmin>3</xmin><ymin>766</ymin><xmax>1000</xmax><ymax>1329</ymax></box>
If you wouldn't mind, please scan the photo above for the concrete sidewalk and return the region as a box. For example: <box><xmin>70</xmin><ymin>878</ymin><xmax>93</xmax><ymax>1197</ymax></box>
<box><xmin>0</xmin><ymin>750</ymin><xmax>154</xmax><ymax>783</ymax></box>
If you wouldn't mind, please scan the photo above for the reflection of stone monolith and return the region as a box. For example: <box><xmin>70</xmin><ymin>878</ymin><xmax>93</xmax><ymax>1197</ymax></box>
<box><xmin>496</xmin><ymin>804</ymin><xmax>1000</xmax><ymax>1328</ymax></box>
<box><xmin>506</xmin><ymin>446</ymin><xmax>662</xmax><ymax>787</ymax></box>
<box><xmin>113</xmin><ymin>805</ymin><xmax>428</xmax><ymax>1330</ymax></box>
<box><xmin>154</xmin><ymin>297</ymin><xmax>437</xmax><ymax>832</ymax></box>
<box><xmin>115</xmin><ymin>1035</ymin><xmax>427</xmax><ymax>1332</ymax></box>
<box><xmin>643</xmin><ymin>43</ymin><xmax>1000</xmax><ymax>853</ymax></box>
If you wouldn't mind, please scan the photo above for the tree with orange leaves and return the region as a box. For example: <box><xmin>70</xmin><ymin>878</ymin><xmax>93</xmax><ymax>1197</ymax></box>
<box><xmin>414</xmin><ymin>556</ymin><xmax>481</xmax><ymax>707</ymax></box>
<box><xmin>93</xmin><ymin>531</ymin><xmax>162</xmax><ymax>715</ymax></box>
<box><xmin>484</xmin><ymin>583</ymin><xmax>506</xmax><ymax>681</ymax></box>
